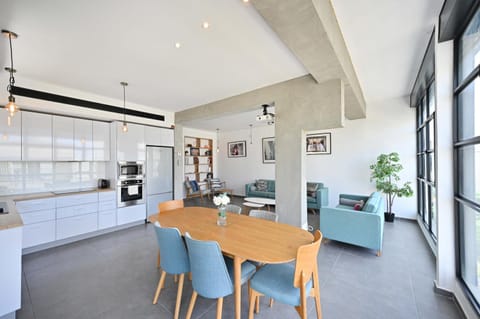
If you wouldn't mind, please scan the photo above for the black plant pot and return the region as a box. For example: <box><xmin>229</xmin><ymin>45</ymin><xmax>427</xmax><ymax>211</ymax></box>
<box><xmin>384</xmin><ymin>212</ymin><xmax>395</xmax><ymax>223</ymax></box>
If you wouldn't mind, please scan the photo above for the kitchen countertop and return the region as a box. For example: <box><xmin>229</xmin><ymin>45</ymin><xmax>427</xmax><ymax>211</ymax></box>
<box><xmin>0</xmin><ymin>188</ymin><xmax>115</xmax><ymax>230</ymax></box>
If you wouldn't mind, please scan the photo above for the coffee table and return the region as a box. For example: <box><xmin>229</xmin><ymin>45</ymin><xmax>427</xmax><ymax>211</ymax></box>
<box><xmin>244</xmin><ymin>197</ymin><xmax>276</xmax><ymax>211</ymax></box>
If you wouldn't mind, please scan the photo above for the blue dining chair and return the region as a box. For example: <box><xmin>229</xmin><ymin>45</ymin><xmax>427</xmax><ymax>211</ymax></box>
<box><xmin>152</xmin><ymin>222</ymin><xmax>190</xmax><ymax>319</ymax></box>
<box><xmin>184</xmin><ymin>232</ymin><xmax>256</xmax><ymax>319</ymax></box>
<box><xmin>248</xmin><ymin>230</ymin><xmax>323</xmax><ymax>319</ymax></box>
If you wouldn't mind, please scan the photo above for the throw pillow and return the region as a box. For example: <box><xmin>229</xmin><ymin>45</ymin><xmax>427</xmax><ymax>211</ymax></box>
<box><xmin>353</xmin><ymin>203</ymin><xmax>363</xmax><ymax>211</ymax></box>
<box><xmin>190</xmin><ymin>180</ymin><xmax>199</xmax><ymax>192</ymax></box>
<box><xmin>256</xmin><ymin>179</ymin><xmax>268</xmax><ymax>192</ymax></box>
<box><xmin>184</xmin><ymin>180</ymin><xmax>192</xmax><ymax>190</ymax></box>
<box><xmin>306</xmin><ymin>183</ymin><xmax>319</xmax><ymax>198</ymax></box>
<box><xmin>339</xmin><ymin>198</ymin><xmax>364</xmax><ymax>207</ymax></box>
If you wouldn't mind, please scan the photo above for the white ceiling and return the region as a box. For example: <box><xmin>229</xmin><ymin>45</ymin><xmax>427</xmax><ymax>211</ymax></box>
<box><xmin>0</xmin><ymin>0</ymin><xmax>444</xmax><ymax>131</ymax></box>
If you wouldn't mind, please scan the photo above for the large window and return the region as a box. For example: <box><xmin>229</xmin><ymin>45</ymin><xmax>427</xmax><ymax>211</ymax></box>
<box><xmin>417</xmin><ymin>82</ymin><xmax>437</xmax><ymax>240</ymax></box>
<box><xmin>455</xmin><ymin>6</ymin><xmax>480</xmax><ymax>311</ymax></box>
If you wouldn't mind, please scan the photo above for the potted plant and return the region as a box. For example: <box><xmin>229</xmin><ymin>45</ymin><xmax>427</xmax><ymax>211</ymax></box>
<box><xmin>370</xmin><ymin>152</ymin><xmax>413</xmax><ymax>222</ymax></box>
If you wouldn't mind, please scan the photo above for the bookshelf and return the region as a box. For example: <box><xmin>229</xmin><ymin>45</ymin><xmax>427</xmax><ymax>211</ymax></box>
<box><xmin>184</xmin><ymin>136</ymin><xmax>213</xmax><ymax>182</ymax></box>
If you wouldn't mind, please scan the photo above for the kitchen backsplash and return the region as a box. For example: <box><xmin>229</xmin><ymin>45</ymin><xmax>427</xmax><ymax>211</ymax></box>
<box><xmin>0</xmin><ymin>162</ymin><xmax>107</xmax><ymax>195</ymax></box>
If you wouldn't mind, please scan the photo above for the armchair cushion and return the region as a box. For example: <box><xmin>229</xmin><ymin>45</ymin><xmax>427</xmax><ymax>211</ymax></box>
<box><xmin>255</xmin><ymin>179</ymin><xmax>268</xmax><ymax>191</ymax></box>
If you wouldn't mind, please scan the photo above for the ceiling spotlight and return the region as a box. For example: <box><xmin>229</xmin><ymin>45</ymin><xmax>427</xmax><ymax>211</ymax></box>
<box><xmin>202</xmin><ymin>21</ymin><xmax>210</xmax><ymax>29</ymax></box>
<box><xmin>175</xmin><ymin>42</ymin><xmax>181</xmax><ymax>48</ymax></box>
<box><xmin>2</xmin><ymin>29</ymin><xmax>19</xmax><ymax>118</ymax></box>
<box><xmin>256</xmin><ymin>102</ymin><xmax>275</xmax><ymax>125</ymax></box>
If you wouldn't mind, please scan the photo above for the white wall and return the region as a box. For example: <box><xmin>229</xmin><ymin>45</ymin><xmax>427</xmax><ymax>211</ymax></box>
<box><xmin>218</xmin><ymin>125</ymin><xmax>275</xmax><ymax>195</ymax></box>
<box><xmin>216</xmin><ymin>96</ymin><xmax>417</xmax><ymax>219</ymax></box>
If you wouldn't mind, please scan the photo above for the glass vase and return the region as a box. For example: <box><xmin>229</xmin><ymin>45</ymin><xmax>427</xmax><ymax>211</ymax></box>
<box><xmin>217</xmin><ymin>205</ymin><xmax>227</xmax><ymax>226</ymax></box>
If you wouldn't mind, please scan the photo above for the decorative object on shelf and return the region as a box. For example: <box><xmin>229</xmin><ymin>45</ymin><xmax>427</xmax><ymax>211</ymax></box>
<box><xmin>262</xmin><ymin>137</ymin><xmax>275</xmax><ymax>163</ymax></box>
<box><xmin>227</xmin><ymin>140</ymin><xmax>246</xmax><ymax>158</ymax></box>
<box><xmin>120</xmin><ymin>81</ymin><xmax>128</xmax><ymax>132</ymax></box>
<box><xmin>213</xmin><ymin>193</ymin><xmax>230</xmax><ymax>226</ymax></box>
<box><xmin>370</xmin><ymin>152</ymin><xmax>413</xmax><ymax>222</ymax></box>
<box><xmin>306</xmin><ymin>132</ymin><xmax>331</xmax><ymax>155</ymax></box>
<box><xmin>2</xmin><ymin>29</ymin><xmax>19</xmax><ymax>124</ymax></box>
<box><xmin>190</xmin><ymin>147</ymin><xmax>200</xmax><ymax>156</ymax></box>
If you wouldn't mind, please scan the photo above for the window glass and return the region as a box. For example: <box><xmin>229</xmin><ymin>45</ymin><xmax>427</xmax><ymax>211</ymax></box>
<box><xmin>459</xmin><ymin>204</ymin><xmax>480</xmax><ymax>301</ymax></box>
<box><xmin>417</xmin><ymin>180</ymin><xmax>424</xmax><ymax>216</ymax></box>
<box><xmin>458</xmin><ymin>8</ymin><xmax>480</xmax><ymax>83</ymax></box>
<box><xmin>458</xmin><ymin>144</ymin><xmax>480</xmax><ymax>203</ymax></box>
<box><xmin>458</xmin><ymin>79</ymin><xmax>480</xmax><ymax>140</ymax></box>
<box><xmin>428</xmin><ymin>121</ymin><xmax>435</xmax><ymax>151</ymax></box>
<box><xmin>428</xmin><ymin>152</ymin><xmax>435</xmax><ymax>183</ymax></box>
<box><xmin>428</xmin><ymin>84</ymin><xmax>435</xmax><ymax>117</ymax></box>
<box><xmin>423</xmin><ymin>182</ymin><xmax>430</xmax><ymax>225</ymax></box>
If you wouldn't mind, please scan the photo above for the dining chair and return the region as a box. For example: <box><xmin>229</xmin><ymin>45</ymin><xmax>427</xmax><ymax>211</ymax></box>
<box><xmin>156</xmin><ymin>199</ymin><xmax>184</xmax><ymax>268</ymax></box>
<box><xmin>248</xmin><ymin>230</ymin><xmax>323</xmax><ymax>319</ymax></box>
<box><xmin>152</xmin><ymin>222</ymin><xmax>190</xmax><ymax>319</ymax></box>
<box><xmin>249</xmin><ymin>210</ymin><xmax>278</xmax><ymax>222</ymax></box>
<box><xmin>184</xmin><ymin>232</ymin><xmax>256</xmax><ymax>319</ymax></box>
<box><xmin>226</xmin><ymin>204</ymin><xmax>242</xmax><ymax>214</ymax></box>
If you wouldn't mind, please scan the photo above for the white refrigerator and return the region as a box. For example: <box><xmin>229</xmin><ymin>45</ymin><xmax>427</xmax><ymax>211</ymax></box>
<box><xmin>146</xmin><ymin>146</ymin><xmax>173</xmax><ymax>218</ymax></box>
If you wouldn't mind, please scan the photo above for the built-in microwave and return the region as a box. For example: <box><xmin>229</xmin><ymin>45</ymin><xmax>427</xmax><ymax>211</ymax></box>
<box><xmin>118</xmin><ymin>161</ymin><xmax>144</xmax><ymax>179</ymax></box>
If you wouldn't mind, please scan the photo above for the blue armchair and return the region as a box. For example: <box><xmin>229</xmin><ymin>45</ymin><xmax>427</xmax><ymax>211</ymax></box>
<box><xmin>320</xmin><ymin>192</ymin><xmax>384</xmax><ymax>256</ymax></box>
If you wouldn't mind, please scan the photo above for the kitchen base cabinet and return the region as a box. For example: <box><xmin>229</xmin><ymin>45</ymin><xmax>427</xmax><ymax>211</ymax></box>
<box><xmin>56</xmin><ymin>213</ymin><xmax>98</xmax><ymax>240</ymax></box>
<box><xmin>117</xmin><ymin>204</ymin><xmax>146</xmax><ymax>225</ymax></box>
<box><xmin>23</xmin><ymin>221</ymin><xmax>56</xmax><ymax>248</ymax></box>
<box><xmin>98</xmin><ymin>209</ymin><xmax>116</xmax><ymax>229</ymax></box>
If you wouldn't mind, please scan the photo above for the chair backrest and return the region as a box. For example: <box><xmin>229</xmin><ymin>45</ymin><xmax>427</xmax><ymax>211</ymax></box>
<box><xmin>249</xmin><ymin>210</ymin><xmax>278</xmax><ymax>222</ymax></box>
<box><xmin>226</xmin><ymin>204</ymin><xmax>242</xmax><ymax>214</ymax></box>
<box><xmin>153</xmin><ymin>223</ymin><xmax>190</xmax><ymax>274</ymax></box>
<box><xmin>158</xmin><ymin>199</ymin><xmax>184</xmax><ymax>213</ymax></box>
<box><xmin>293</xmin><ymin>230</ymin><xmax>322</xmax><ymax>288</ymax></box>
<box><xmin>184</xmin><ymin>233</ymin><xmax>233</xmax><ymax>299</ymax></box>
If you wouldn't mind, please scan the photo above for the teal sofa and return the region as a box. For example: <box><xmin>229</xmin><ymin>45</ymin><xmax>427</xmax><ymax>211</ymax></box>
<box><xmin>320</xmin><ymin>192</ymin><xmax>384</xmax><ymax>256</ymax></box>
<box><xmin>245</xmin><ymin>180</ymin><xmax>329</xmax><ymax>210</ymax></box>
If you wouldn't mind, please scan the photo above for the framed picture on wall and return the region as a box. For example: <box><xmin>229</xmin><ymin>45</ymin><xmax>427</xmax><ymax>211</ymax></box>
<box><xmin>228</xmin><ymin>141</ymin><xmax>246</xmax><ymax>158</ymax></box>
<box><xmin>306</xmin><ymin>132</ymin><xmax>331</xmax><ymax>155</ymax></box>
<box><xmin>262</xmin><ymin>137</ymin><xmax>275</xmax><ymax>163</ymax></box>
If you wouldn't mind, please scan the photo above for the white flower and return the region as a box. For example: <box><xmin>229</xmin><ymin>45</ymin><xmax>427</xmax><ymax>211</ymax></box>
<box><xmin>213</xmin><ymin>193</ymin><xmax>230</xmax><ymax>206</ymax></box>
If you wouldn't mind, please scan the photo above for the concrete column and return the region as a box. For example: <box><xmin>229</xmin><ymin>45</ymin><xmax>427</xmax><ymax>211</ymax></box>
<box><xmin>173</xmin><ymin>124</ymin><xmax>185</xmax><ymax>200</ymax></box>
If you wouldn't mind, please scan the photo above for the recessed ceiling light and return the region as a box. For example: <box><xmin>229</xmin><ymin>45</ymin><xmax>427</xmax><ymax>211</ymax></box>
<box><xmin>175</xmin><ymin>42</ymin><xmax>181</xmax><ymax>48</ymax></box>
<box><xmin>243</xmin><ymin>0</ymin><xmax>249</xmax><ymax>2</ymax></box>
<box><xmin>202</xmin><ymin>21</ymin><xmax>210</xmax><ymax>29</ymax></box>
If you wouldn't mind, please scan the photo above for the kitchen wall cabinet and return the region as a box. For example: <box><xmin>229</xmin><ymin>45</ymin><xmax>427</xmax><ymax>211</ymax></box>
<box><xmin>22</xmin><ymin>112</ymin><xmax>53</xmax><ymax>161</ymax></box>
<box><xmin>53</xmin><ymin>116</ymin><xmax>74</xmax><ymax>161</ymax></box>
<box><xmin>0</xmin><ymin>111</ymin><xmax>21</xmax><ymax>161</ymax></box>
<box><xmin>93</xmin><ymin>121</ymin><xmax>110</xmax><ymax>161</ymax></box>
<box><xmin>116</xmin><ymin>122</ymin><xmax>146</xmax><ymax>161</ymax></box>
<box><xmin>145</xmin><ymin>126</ymin><xmax>174</xmax><ymax>147</ymax></box>
<box><xmin>74</xmin><ymin>118</ymin><xmax>93</xmax><ymax>161</ymax></box>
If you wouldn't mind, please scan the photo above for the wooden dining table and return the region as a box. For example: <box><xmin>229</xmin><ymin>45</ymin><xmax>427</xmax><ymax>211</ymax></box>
<box><xmin>148</xmin><ymin>206</ymin><xmax>313</xmax><ymax>319</ymax></box>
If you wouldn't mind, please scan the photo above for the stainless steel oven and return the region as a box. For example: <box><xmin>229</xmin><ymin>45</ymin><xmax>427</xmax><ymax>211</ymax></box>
<box><xmin>118</xmin><ymin>161</ymin><xmax>144</xmax><ymax>180</ymax></box>
<box><xmin>117</xmin><ymin>178</ymin><xmax>145</xmax><ymax>207</ymax></box>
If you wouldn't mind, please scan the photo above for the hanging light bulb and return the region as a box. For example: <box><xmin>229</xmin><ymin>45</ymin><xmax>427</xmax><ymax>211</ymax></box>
<box><xmin>2</xmin><ymin>30</ymin><xmax>19</xmax><ymax>117</ymax></box>
<box><xmin>216</xmin><ymin>128</ymin><xmax>220</xmax><ymax>152</ymax></box>
<box><xmin>249</xmin><ymin>124</ymin><xmax>253</xmax><ymax>144</ymax></box>
<box><xmin>120</xmin><ymin>82</ymin><xmax>128</xmax><ymax>133</ymax></box>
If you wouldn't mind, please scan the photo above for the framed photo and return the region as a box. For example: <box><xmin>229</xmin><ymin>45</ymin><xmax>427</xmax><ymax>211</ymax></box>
<box><xmin>262</xmin><ymin>137</ymin><xmax>275</xmax><ymax>163</ymax></box>
<box><xmin>190</xmin><ymin>147</ymin><xmax>200</xmax><ymax>156</ymax></box>
<box><xmin>228</xmin><ymin>141</ymin><xmax>246</xmax><ymax>158</ymax></box>
<box><xmin>306</xmin><ymin>133</ymin><xmax>331</xmax><ymax>155</ymax></box>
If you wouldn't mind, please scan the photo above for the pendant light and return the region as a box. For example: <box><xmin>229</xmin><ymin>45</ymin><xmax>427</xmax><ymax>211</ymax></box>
<box><xmin>120</xmin><ymin>82</ymin><xmax>128</xmax><ymax>132</ymax></box>
<box><xmin>2</xmin><ymin>30</ymin><xmax>19</xmax><ymax>118</ymax></box>
<box><xmin>216</xmin><ymin>128</ymin><xmax>220</xmax><ymax>152</ymax></box>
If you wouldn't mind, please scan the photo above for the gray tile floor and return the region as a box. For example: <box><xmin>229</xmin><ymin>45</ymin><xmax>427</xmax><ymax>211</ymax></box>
<box><xmin>17</xmin><ymin>196</ymin><xmax>463</xmax><ymax>319</ymax></box>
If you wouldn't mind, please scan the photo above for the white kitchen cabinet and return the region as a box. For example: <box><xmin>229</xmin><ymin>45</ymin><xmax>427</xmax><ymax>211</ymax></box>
<box><xmin>145</xmin><ymin>126</ymin><xmax>174</xmax><ymax>147</ymax></box>
<box><xmin>117</xmin><ymin>204</ymin><xmax>146</xmax><ymax>225</ymax></box>
<box><xmin>0</xmin><ymin>111</ymin><xmax>21</xmax><ymax>160</ymax></box>
<box><xmin>116</xmin><ymin>122</ymin><xmax>146</xmax><ymax>161</ymax></box>
<box><xmin>98</xmin><ymin>190</ymin><xmax>116</xmax><ymax>229</ymax></box>
<box><xmin>16</xmin><ymin>197</ymin><xmax>56</xmax><ymax>249</ymax></box>
<box><xmin>0</xmin><ymin>226</ymin><xmax>22</xmax><ymax>317</ymax></box>
<box><xmin>16</xmin><ymin>197</ymin><xmax>56</xmax><ymax>213</ymax></box>
<box><xmin>23</xmin><ymin>221</ymin><xmax>56</xmax><ymax>248</ymax></box>
<box><xmin>22</xmin><ymin>112</ymin><xmax>53</xmax><ymax>161</ymax></box>
<box><xmin>93</xmin><ymin>121</ymin><xmax>110</xmax><ymax>161</ymax></box>
<box><xmin>53</xmin><ymin>116</ymin><xmax>74</xmax><ymax>161</ymax></box>
<box><xmin>56</xmin><ymin>213</ymin><xmax>98</xmax><ymax>240</ymax></box>
<box><xmin>56</xmin><ymin>192</ymin><xmax>98</xmax><ymax>208</ymax></box>
<box><xmin>56</xmin><ymin>202</ymin><xmax>97</xmax><ymax>219</ymax></box>
<box><xmin>74</xmin><ymin>118</ymin><xmax>93</xmax><ymax>161</ymax></box>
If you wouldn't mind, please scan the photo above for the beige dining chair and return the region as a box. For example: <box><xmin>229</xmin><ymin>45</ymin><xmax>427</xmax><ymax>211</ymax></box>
<box><xmin>249</xmin><ymin>210</ymin><xmax>278</xmax><ymax>222</ymax></box>
<box><xmin>226</xmin><ymin>204</ymin><xmax>242</xmax><ymax>214</ymax></box>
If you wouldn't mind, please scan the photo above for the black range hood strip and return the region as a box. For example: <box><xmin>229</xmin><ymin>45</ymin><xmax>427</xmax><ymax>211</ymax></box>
<box><xmin>10</xmin><ymin>86</ymin><xmax>165</xmax><ymax>122</ymax></box>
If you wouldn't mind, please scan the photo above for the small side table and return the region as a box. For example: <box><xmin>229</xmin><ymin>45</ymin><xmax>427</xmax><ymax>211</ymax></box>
<box><xmin>242</xmin><ymin>202</ymin><xmax>265</xmax><ymax>215</ymax></box>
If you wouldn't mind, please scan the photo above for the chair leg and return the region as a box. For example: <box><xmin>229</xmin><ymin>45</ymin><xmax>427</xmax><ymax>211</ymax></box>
<box><xmin>152</xmin><ymin>271</ymin><xmax>167</xmax><ymax>304</ymax></box>
<box><xmin>174</xmin><ymin>273</ymin><xmax>185</xmax><ymax>319</ymax></box>
<box><xmin>300</xmin><ymin>284</ymin><xmax>307</xmax><ymax>319</ymax></box>
<box><xmin>156</xmin><ymin>250</ymin><xmax>160</xmax><ymax>268</ymax></box>
<box><xmin>269</xmin><ymin>298</ymin><xmax>274</xmax><ymax>307</ymax></box>
<box><xmin>255</xmin><ymin>296</ymin><xmax>260</xmax><ymax>314</ymax></box>
<box><xmin>216</xmin><ymin>297</ymin><xmax>223</xmax><ymax>319</ymax></box>
<box><xmin>185</xmin><ymin>291</ymin><xmax>198</xmax><ymax>319</ymax></box>
<box><xmin>248</xmin><ymin>289</ymin><xmax>259</xmax><ymax>319</ymax></box>
<box><xmin>188</xmin><ymin>272</ymin><xmax>192</xmax><ymax>281</ymax></box>
<box><xmin>312</xmin><ymin>267</ymin><xmax>322</xmax><ymax>319</ymax></box>
<box><xmin>376</xmin><ymin>250</ymin><xmax>382</xmax><ymax>257</ymax></box>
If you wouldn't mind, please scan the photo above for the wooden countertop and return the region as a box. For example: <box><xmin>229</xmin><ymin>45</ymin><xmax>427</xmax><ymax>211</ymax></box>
<box><xmin>0</xmin><ymin>188</ymin><xmax>115</xmax><ymax>230</ymax></box>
